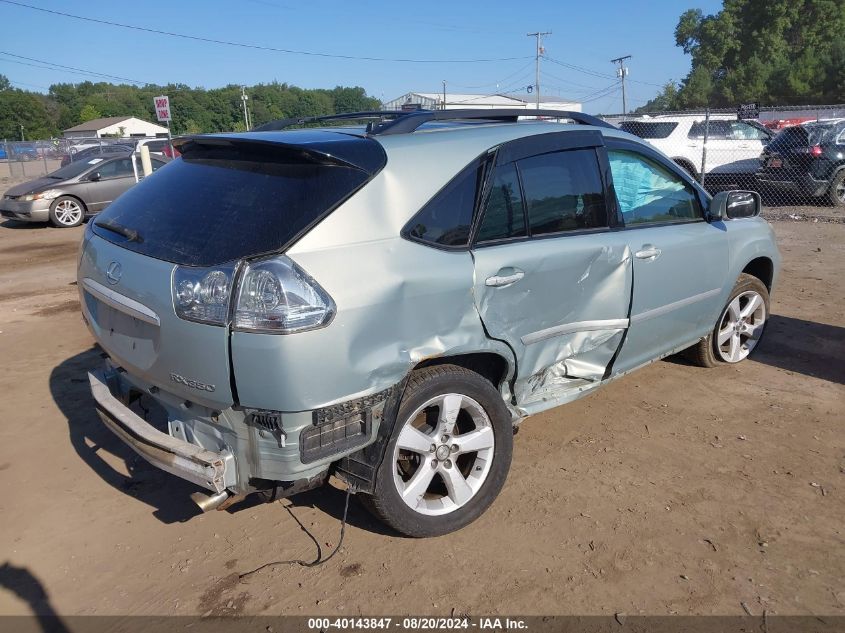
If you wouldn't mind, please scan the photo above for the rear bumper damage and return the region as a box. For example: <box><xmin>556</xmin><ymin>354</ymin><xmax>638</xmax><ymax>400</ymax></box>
<box><xmin>88</xmin><ymin>361</ymin><xmax>407</xmax><ymax>504</ymax></box>
<box><xmin>89</xmin><ymin>368</ymin><xmax>237</xmax><ymax>494</ymax></box>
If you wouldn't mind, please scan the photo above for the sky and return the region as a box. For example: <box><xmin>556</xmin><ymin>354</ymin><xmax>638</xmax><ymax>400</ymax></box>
<box><xmin>0</xmin><ymin>0</ymin><xmax>724</xmax><ymax>114</ymax></box>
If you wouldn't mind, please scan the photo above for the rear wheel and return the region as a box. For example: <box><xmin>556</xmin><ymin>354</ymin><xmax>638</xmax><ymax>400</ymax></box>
<box><xmin>828</xmin><ymin>170</ymin><xmax>845</xmax><ymax>208</ymax></box>
<box><xmin>49</xmin><ymin>196</ymin><xmax>85</xmax><ymax>228</ymax></box>
<box><xmin>686</xmin><ymin>273</ymin><xmax>769</xmax><ymax>367</ymax></box>
<box><xmin>361</xmin><ymin>365</ymin><xmax>513</xmax><ymax>537</ymax></box>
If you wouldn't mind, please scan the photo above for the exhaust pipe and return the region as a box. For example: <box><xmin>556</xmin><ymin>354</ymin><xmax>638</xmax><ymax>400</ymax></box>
<box><xmin>190</xmin><ymin>490</ymin><xmax>230</xmax><ymax>512</ymax></box>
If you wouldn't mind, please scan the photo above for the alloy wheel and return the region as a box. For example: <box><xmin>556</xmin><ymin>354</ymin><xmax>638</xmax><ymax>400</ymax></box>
<box><xmin>392</xmin><ymin>393</ymin><xmax>495</xmax><ymax>516</ymax></box>
<box><xmin>715</xmin><ymin>290</ymin><xmax>767</xmax><ymax>363</ymax></box>
<box><xmin>54</xmin><ymin>199</ymin><xmax>82</xmax><ymax>226</ymax></box>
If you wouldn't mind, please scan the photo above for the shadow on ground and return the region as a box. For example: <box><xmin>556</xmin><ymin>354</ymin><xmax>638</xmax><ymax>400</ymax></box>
<box><xmin>49</xmin><ymin>346</ymin><xmax>202</xmax><ymax>524</ymax></box>
<box><xmin>754</xmin><ymin>314</ymin><xmax>845</xmax><ymax>385</ymax></box>
<box><xmin>0</xmin><ymin>562</ymin><xmax>70</xmax><ymax>632</ymax></box>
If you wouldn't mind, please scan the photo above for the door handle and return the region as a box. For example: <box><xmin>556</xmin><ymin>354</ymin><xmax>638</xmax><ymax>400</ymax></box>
<box><xmin>485</xmin><ymin>270</ymin><xmax>525</xmax><ymax>287</ymax></box>
<box><xmin>635</xmin><ymin>246</ymin><xmax>661</xmax><ymax>260</ymax></box>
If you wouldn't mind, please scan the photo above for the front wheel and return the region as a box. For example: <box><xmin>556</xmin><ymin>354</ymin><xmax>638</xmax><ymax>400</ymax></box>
<box><xmin>49</xmin><ymin>196</ymin><xmax>85</xmax><ymax>228</ymax></box>
<box><xmin>361</xmin><ymin>365</ymin><xmax>513</xmax><ymax>537</ymax></box>
<box><xmin>686</xmin><ymin>273</ymin><xmax>769</xmax><ymax>367</ymax></box>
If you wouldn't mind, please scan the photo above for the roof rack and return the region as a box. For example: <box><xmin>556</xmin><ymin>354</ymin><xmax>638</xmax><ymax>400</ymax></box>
<box><xmin>251</xmin><ymin>109</ymin><xmax>615</xmax><ymax>135</ymax></box>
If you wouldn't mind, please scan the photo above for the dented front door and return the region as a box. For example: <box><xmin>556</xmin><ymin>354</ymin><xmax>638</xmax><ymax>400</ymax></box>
<box><xmin>470</xmin><ymin>132</ymin><xmax>632</xmax><ymax>407</ymax></box>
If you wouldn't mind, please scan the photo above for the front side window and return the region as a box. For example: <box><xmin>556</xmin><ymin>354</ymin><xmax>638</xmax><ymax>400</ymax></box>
<box><xmin>608</xmin><ymin>150</ymin><xmax>701</xmax><ymax>225</ymax></box>
<box><xmin>519</xmin><ymin>149</ymin><xmax>607</xmax><ymax>236</ymax></box>
<box><xmin>475</xmin><ymin>163</ymin><xmax>526</xmax><ymax>243</ymax></box>
<box><xmin>97</xmin><ymin>158</ymin><xmax>134</xmax><ymax>179</ymax></box>
<box><xmin>405</xmin><ymin>158</ymin><xmax>484</xmax><ymax>247</ymax></box>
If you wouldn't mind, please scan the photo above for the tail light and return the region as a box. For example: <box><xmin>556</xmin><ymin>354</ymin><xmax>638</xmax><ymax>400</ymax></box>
<box><xmin>796</xmin><ymin>145</ymin><xmax>823</xmax><ymax>157</ymax></box>
<box><xmin>171</xmin><ymin>256</ymin><xmax>335</xmax><ymax>333</ymax></box>
<box><xmin>233</xmin><ymin>257</ymin><xmax>335</xmax><ymax>333</ymax></box>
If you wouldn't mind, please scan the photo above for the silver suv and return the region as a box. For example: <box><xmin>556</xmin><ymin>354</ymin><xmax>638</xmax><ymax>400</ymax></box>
<box><xmin>79</xmin><ymin>109</ymin><xmax>780</xmax><ymax>537</ymax></box>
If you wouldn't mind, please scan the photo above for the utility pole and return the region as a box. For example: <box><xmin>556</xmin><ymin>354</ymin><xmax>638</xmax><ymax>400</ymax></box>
<box><xmin>241</xmin><ymin>86</ymin><xmax>251</xmax><ymax>130</ymax></box>
<box><xmin>611</xmin><ymin>55</ymin><xmax>631</xmax><ymax>114</ymax></box>
<box><xmin>442</xmin><ymin>80</ymin><xmax>447</xmax><ymax>110</ymax></box>
<box><xmin>527</xmin><ymin>30</ymin><xmax>552</xmax><ymax>110</ymax></box>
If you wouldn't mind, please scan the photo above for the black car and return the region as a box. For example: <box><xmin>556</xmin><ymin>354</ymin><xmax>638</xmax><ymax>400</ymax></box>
<box><xmin>60</xmin><ymin>143</ymin><xmax>134</xmax><ymax>167</ymax></box>
<box><xmin>756</xmin><ymin>119</ymin><xmax>845</xmax><ymax>207</ymax></box>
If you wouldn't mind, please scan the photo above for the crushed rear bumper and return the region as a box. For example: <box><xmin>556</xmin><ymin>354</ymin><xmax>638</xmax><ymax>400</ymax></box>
<box><xmin>89</xmin><ymin>368</ymin><xmax>236</xmax><ymax>493</ymax></box>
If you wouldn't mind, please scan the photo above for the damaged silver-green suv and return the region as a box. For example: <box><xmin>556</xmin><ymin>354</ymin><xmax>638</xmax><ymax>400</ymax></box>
<box><xmin>79</xmin><ymin>109</ymin><xmax>780</xmax><ymax>537</ymax></box>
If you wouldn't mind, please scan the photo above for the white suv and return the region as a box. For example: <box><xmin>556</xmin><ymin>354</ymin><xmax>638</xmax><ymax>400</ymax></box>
<box><xmin>620</xmin><ymin>114</ymin><xmax>772</xmax><ymax>188</ymax></box>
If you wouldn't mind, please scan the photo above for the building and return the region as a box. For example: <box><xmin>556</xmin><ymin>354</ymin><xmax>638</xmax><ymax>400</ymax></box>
<box><xmin>62</xmin><ymin>116</ymin><xmax>169</xmax><ymax>139</ymax></box>
<box><xmin>383</xmin><ymin>92</ymin><xmax>581</xmax><ymax>112</ymax></box>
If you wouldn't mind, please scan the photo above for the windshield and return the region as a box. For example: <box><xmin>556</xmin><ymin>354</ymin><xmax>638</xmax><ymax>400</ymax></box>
<box><xmin>48</xmin><ymin>158</ymin><xmax>106</xmax><ymax>179</ymax></box>
<box><xmin>91</xmin><ymin>144</ymin><xmax>379</xmax><ymax>266</ymax></box>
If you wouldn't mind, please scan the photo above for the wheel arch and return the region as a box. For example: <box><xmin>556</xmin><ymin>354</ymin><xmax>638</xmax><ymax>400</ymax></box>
<box><xmin>413</xmin><ymin>351</ymin><xmax>511</xmax><ymax>392</ymax></box>
<box><xmin>741</xmin><ymin>256</ymin><xmax>774</xmax><ymax>292</ymax></box>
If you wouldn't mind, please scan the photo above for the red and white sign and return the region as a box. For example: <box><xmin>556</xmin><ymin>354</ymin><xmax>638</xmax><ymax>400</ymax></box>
<box><xmin>153</xmin><ymin>95</ymin><xmax>171</xmax><ymax>122</ymax></box>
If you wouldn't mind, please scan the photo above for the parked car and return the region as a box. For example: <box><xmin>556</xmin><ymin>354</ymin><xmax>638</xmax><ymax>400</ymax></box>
<box><xmin>0</xmin><ymin>142</ymin><xmax>40</xmax><ymax>162</ymax></box>
<box><xmin>60</xmin><ymin>143</ymin><xmax>134</xmax><ymax>167</ymax></box>
<box><xmin>756</xmin><ymin>119</ymin><xmax>845</xmax><ymax>207</ymax></box>
<box><xmin>619</xmin><ymin>114</ymin><xmax>773</xmax><ymax>189</ymax></box>
<box><xmin>79</xmin><ymin>109</ymin><xmax>779</xmax><ymax>537</ymax></box>
<box><xmin>1</xmin><ymin>154</ymin><xmax>168</xmax><ymax>227</ymax></box>
<box><xmin>760</xmin><ymin>117</ymin><xmax>815</xmax><ymax>131</ymax></box>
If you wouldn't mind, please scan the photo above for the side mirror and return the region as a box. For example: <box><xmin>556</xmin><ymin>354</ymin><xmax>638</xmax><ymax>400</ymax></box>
<box><xmin>88</xmin><ymin>172</ymin><xmax>101</xmax><ymax>182</ymax></box>
<box><xmin>708</xmin><ymin>190</ymin><xmax>761</xmax><ymax>221</ymax></box>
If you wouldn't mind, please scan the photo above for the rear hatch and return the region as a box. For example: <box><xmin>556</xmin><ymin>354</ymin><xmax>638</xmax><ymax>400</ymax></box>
<box><xmin>78</xmin><ymin>130</ymin><xmax>385</xmax><ymax>409</ymax></box>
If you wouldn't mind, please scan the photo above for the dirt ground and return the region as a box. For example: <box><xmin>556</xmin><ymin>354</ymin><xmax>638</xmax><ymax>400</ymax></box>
<box><xmin>0</xmin><ymin>196</ymin><xmax>842</xmax><ymax>618</ymax></box>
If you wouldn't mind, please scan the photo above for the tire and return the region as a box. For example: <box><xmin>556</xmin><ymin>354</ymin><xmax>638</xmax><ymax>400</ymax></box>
<box><xmin>49</xmin><ymin>196</ymin><xmax>85</xmax><ymax>228</ymax></box>
<box><xmin>685</xmin><ymin>273</ymin><xmax>769</xmax><ymax>368</ymax></box>
<box><xmin>361</xmin><ymin>364</ymin><xmax>513</xmax><ymax>537</ymax></box>
<box><xmin>828</xmin><ymin>170</ymin><xmax>845</xmax><ymax>208</ymax></box>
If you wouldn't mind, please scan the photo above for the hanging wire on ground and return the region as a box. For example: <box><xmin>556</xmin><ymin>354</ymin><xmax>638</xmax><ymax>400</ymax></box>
<box><xmin>239</xmin><ymin>486</ymin><xmax>352</xmax><ymax>579</ymax></box>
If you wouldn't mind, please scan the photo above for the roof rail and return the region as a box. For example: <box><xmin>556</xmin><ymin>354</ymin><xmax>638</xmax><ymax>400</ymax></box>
<box><xmin>252</xmin><ymin>109</ymin><xmax>615</xmax><ymax>135</ymax></box>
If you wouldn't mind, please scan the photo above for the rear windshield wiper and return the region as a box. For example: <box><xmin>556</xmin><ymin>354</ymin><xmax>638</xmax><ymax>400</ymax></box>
<box><xmin>94</xmin><ymin>219</ymin><xmax>143</xmax><ymax>243</ymax></box>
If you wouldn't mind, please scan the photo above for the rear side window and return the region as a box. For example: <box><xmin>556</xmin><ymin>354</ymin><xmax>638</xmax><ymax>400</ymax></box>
<box><xmin>405</xmin><ymin>158</ymin><xmax>484</xmax><ymax>247</ymax></box>
<box><xmin>608</xmin><ymin>150</ymin><xmax>701</xmax><ymax>225</ymax></box>
<box><xmin>475</xmin><ymin>163</ymin><xmax>526</xmax><ymax>243</ymax></box>
<box><xmin>619</xmin><ymin>121</ymin><xmax>678</xmax><ymax>139</ymax></box>
<box><xmin>92</xmin><ymin>147</ymin><xmax>373</xmax><ymax>266</ymax></box>
<box><xmin>519</xmin><ymin>149</ymin><xmax>607</xmax><ymax>235</ymax></box>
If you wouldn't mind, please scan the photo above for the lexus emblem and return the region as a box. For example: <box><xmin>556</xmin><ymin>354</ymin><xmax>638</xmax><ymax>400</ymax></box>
<box><xmin>106</xmin><ymin>261</ymin><xmax>123</xmax><ymax>285</ymax></box>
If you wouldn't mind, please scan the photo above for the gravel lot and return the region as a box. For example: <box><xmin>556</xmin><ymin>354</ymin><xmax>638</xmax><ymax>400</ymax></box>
<box><xmin>0</xmin><ymin>170</ymin><xmax>842</xmax><ymax>618</ymax></box>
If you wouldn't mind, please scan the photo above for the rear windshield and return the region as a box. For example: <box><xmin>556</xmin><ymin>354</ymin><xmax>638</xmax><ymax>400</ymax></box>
<box><xmin>619</xmin><ymin>121</ymin><xmax>678</xmax><ymax>139</ymax></box>
<box><xmin>770</xmin><ymin>123</ymin><xmax>841</xmax><ymax>149</ymax></box>
<box><xmin>91</xmin><ymin>145</ymin><xmax>374</xmax><ymax>266</ymax></box>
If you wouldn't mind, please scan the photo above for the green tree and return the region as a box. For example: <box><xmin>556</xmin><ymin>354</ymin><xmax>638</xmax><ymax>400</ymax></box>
<box><xmin>79</xmin><ymin>104</ymin><xmax>102</xmax><ymax>122</ymax></box>
<box><xmin>666</xmin><ymin>0</ymin><xmax>845</xmax><ymax>108</ymax></box>
<box><xmin>0</xmin><ymin>74</ymin><xmax>10</xmax><ymax>91</ymax></box>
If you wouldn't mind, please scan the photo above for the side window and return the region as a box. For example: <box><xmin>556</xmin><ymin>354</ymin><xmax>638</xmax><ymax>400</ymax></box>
<box><xmin>476</xmin><ymin>163</ymin><xmax>526</xmax><ymax>243</ymax></box>
<box><xmin>151</xmin><ymin>159</ymin><xmax>166</xmax><ymax>172</ymax></box>
<box><xmin>405</xmin><ymin>158</ymin><xmax>483</xmax><ymax>247</ymax></box>
<box><xmin>688</xmin><ymin>120</ymin><xmax>730</xmax><ymax>140</ymax></box>
<box><xmin>518</xmin><ymin>149</ymin><xmax>607</xmax><ymax>236</ymax></box>
<box><xmin>608</xmin><ymin>150</ymin><xmax>701</xmax><ymax>226</ymax></box>
<box><xmin>730</xmin><ymin>122</ymin><xmax>768</xmax><ymax>140</ymax></box>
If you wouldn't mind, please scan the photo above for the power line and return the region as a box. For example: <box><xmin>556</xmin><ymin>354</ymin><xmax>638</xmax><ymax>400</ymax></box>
<box><xmin>0</xmin><ymin>0</ymin><xmax>532</xmax><ymax>64</ymax></box>
<box><xmin>446</xmin><ymin>60</ymin><xmax>536</xmax><ymax>91</ymax></box>
<box><xmin>0</xmin><ymin>51</ymin><xmax>150</xmax><ymax>85</ymax></box>
<box><xmin>543</xmin><ymin>54</ymin><xmax>665</xmax><ymax>88</ymax></box>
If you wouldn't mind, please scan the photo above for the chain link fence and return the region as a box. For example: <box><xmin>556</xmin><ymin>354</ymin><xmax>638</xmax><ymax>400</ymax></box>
<box><xmin>602</xmin><ymin>104</ymin><xmax>845</xmax><ymax>214</ymax></box>
<box><xmin>1</xmin><ymin>137</ymin><xmax>138</xmax><ymax>180</ymax></box>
